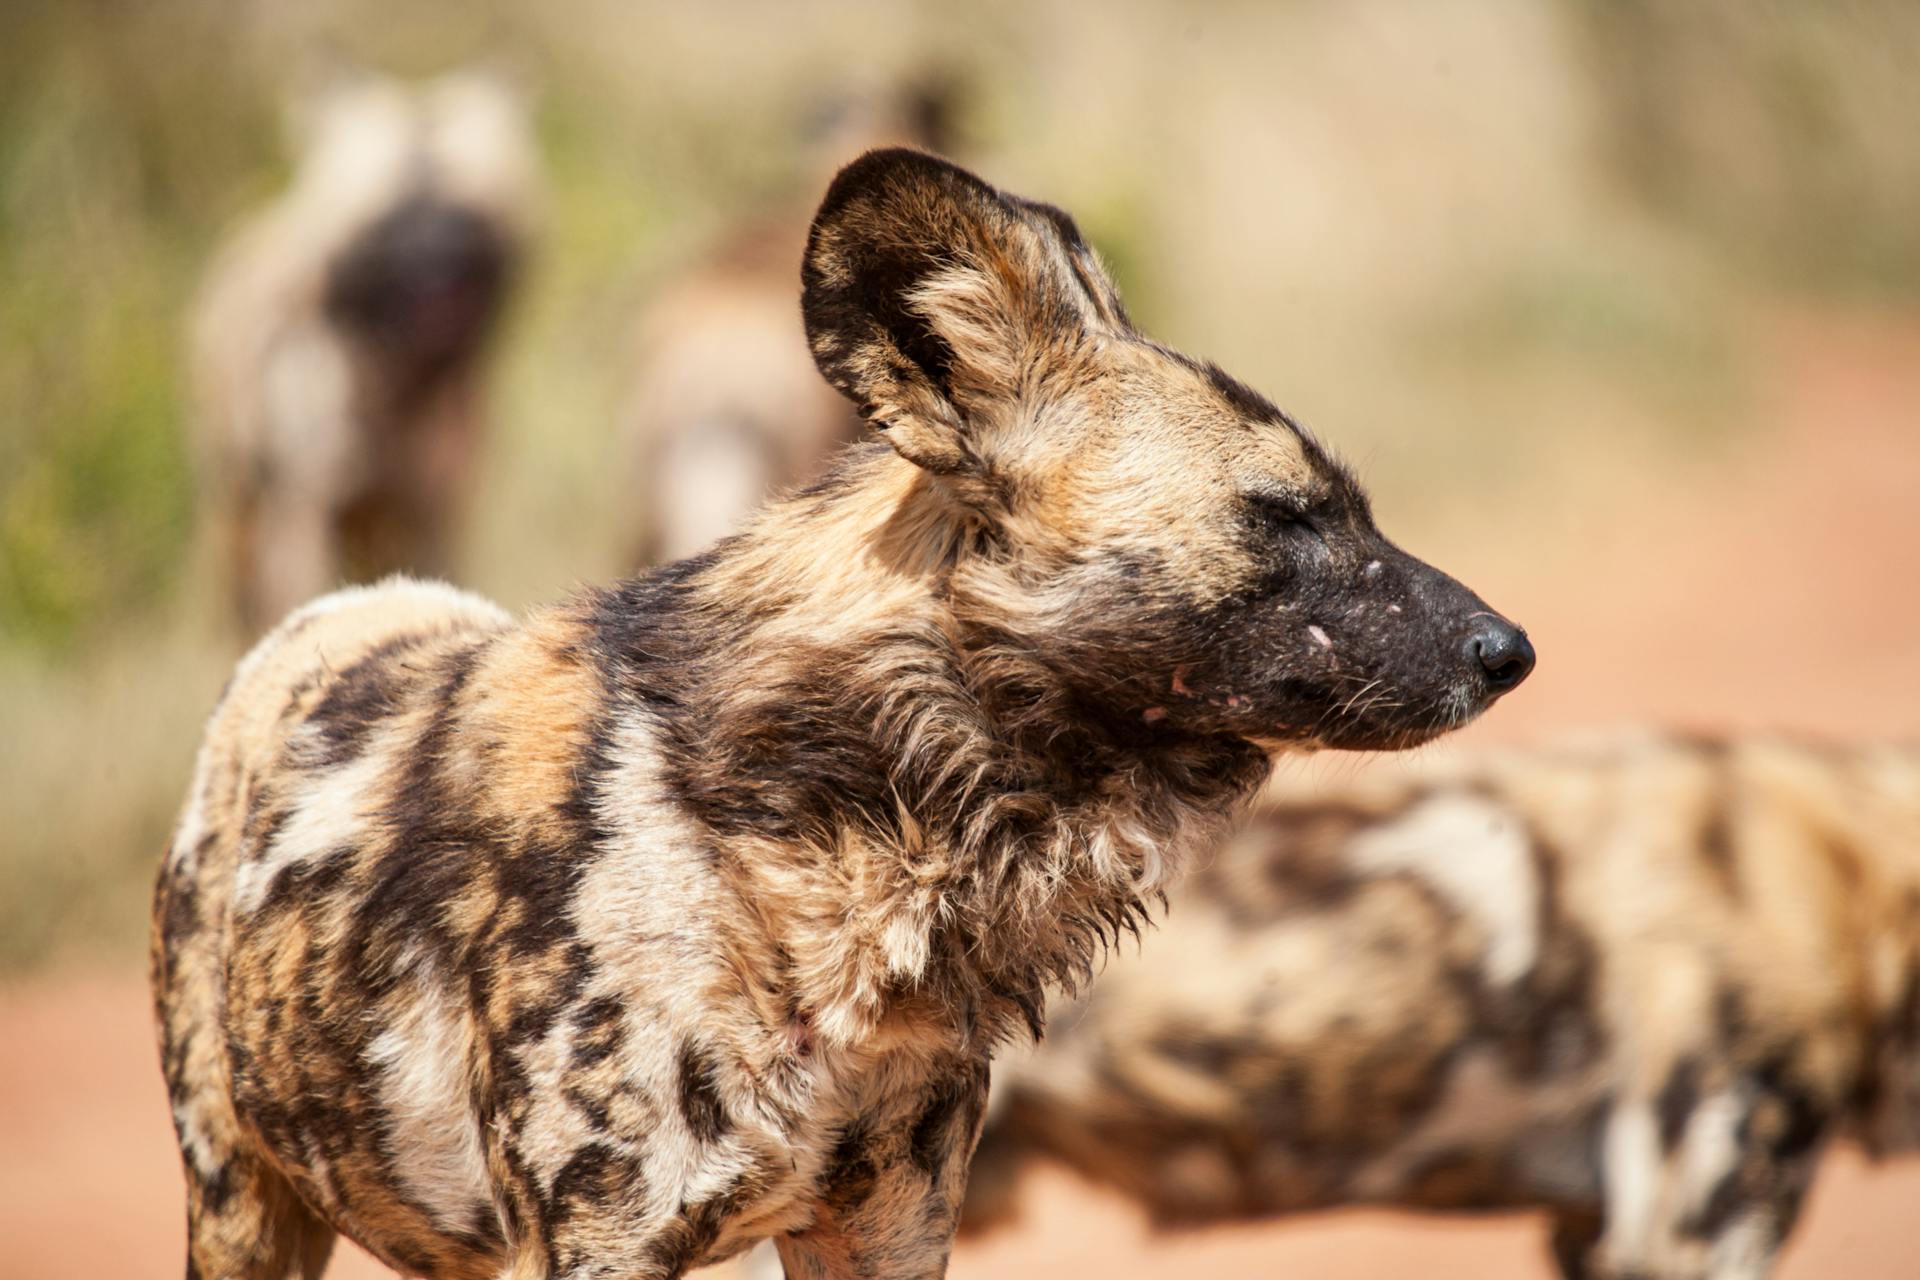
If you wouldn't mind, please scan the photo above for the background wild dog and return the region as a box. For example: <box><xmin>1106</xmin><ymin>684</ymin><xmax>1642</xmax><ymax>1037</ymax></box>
<box><xmin>191</xmin><ymin>67</ymin><xmax>539</xmax><ymax>633</ymax></box>
<box><xmin>151</xmin><ymin>149</ymin><xmax>1529</xmax><ymax>1280</ymax></box>
<box><xmin>618</xmin><ymin>78</ymin><xmax>960</xmax><ymax>568</ymax></box>
<box><xmin>962</xmin><ymin>732</ymin><xmax>1920</xmax><ymax>1280</ymax></box>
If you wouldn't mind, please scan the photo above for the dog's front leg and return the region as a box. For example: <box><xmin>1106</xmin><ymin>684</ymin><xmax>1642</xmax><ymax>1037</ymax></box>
<box><xmin>1588</xmin><ymin>1081</ymin><xmax>1822</xmax><ymax>1280</ymax></box>
<box><xmin>774</xmin><ymin>1066</ymin><xmax>990</xmax><ymax>1279</ymax></box>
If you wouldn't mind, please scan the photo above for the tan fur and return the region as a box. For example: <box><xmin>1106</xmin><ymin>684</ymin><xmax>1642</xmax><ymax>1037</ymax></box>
<box><xmin>967</xmin><ymin>732</ymin><xmax>1920</xmax><ymax>1280</ymax></box>
<box><xmin>461</xmin><ymin>615</ymin><xmax>606</xmax><ymax>848</ymax></box>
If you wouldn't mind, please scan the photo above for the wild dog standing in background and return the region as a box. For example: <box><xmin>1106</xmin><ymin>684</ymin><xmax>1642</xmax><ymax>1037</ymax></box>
<box><xmin>151</xmin><ymin>150</ymin><xmax>1532</xmax><ymax>1280</ymax></box>
<box><xmin>191</xmin><ymin>67</ymin><xmax>539</xmax><ymax>633</ymax></box>
<box><xmin>963</xmin><ymin>732</ymin><xmax>1920</xmax><ymax>1280</ymax></box>
<box><xmin>619</xmin><ymin>79</ymin><xmax>958</xmax><ymax>567</ymax></box>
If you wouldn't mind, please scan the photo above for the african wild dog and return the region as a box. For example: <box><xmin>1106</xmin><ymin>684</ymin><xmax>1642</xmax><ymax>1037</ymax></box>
<box><xmin>151</xmin><ymin>149</ymin><xmax>1532</xmax><ymax>1280</ymax></box>
<box><xmin>191</xmin><ymin>67</ymin><xmax>539</xmax><ymax>633</ymax></box>
<box><xmin>619</xmin><ymin>80</ymin><xmax>959</xmax><ymax>567</ymax></box>
<box><xmin>962</xmin><ymin>732</ymin><xmax>1920</xmax><ymax>1280</ymax></box>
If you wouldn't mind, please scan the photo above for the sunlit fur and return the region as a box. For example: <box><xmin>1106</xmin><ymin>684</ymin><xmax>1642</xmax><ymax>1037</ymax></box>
<box><xmin>190</xmin><ymin>68</ymin><xmax>539</xmax><ymax>632</ymax></box>
<box><xmin>965</xmin><ymin>732</ymin><xmax>1920</xmax><ymax>1280</ymax></box>
<box><xmin>153</xmin><ymin>151</ymin><xmax>1517</xmax><ymax>1280</ymax></box>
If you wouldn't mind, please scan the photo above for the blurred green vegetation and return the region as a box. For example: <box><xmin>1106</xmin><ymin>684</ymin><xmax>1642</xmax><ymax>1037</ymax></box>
<box><xmin>3</xmin><ymin>0</ymin><xmax>1919</xmax><ymax>972</ymax></box>
<box><xmin>0</xmin><ymin>2</ymin><xmax>270</xmax><ymax>649</ymax></box>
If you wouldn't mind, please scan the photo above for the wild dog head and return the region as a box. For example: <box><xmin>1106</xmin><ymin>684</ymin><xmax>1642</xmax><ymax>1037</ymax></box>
<box><xmin>301</xmin><ymin>67</ymin><xmax>540</xmax><ymax>376</ymax></box>
<box><xmin>802</xmin><ymin>149</ymin><xmax>1531</xmax><ymax>752</ymax></box>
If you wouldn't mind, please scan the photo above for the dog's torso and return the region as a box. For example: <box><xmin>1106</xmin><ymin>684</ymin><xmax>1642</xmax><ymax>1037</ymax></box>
<box><xmin>155</xmin><ymin>578</ymin><xmax>988</xmax><ymax>1279</ymax></box>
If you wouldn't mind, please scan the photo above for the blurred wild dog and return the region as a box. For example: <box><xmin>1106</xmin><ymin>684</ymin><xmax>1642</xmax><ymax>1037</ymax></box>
<box><xmin>150</xmin><ymin>149</ymin><xmax>1531</xmax><ymax>1279</ymax></box>
<box><xmin>963</xmin><ymin>732</ymin><xmax>1920</xmax><ymax>1280</ymax></box>
<box><xmin>619</xmin><ymin>81</ymin><xmax>958</xmax><ymax>567</ymax></box>
<box><xmin>191</xmin><ymin>68</ymin><xmax>539</xmax><ymax>633</ymax></box>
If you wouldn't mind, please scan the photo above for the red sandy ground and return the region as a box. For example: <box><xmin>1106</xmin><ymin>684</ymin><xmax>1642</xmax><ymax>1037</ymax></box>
<box><xmin>3</xmin><ymin>311</ymin><xmax>1916</xmax><ymax>1278</ymax></box>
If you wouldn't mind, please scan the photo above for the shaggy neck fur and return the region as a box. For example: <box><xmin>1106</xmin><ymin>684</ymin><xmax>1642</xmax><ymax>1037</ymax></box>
<box><xmin>583</xmin><ymin>444</ymin><xmax>1270</xmax><ymax>1051</ymax></box>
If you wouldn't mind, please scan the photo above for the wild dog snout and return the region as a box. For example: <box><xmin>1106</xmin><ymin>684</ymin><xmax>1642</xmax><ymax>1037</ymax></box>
<box><xmin>1466</xmin><ymin>616</ymin><xmax>1534</xmax><ymax>693</ymax></box>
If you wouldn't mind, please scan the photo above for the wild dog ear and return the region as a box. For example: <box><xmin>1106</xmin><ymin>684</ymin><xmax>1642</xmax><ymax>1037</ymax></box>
<box><xmin>801</xmin><ymin>148</ymin><xmax>1128</xmax><ymax>479</ymax></box>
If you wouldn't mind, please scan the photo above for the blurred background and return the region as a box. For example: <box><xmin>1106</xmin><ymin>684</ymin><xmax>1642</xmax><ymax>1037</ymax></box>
<box><xmin>1</xmin><ymin>1</ymin><xmax>1916</xmax><ymax>1276</ymax></box>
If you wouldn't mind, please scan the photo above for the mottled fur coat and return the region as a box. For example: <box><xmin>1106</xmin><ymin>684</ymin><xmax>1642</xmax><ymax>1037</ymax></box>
<box><xmin>153</xmin><ymin>150</ymin><xmax>1528</xmax><ymax>1279</ymax></box>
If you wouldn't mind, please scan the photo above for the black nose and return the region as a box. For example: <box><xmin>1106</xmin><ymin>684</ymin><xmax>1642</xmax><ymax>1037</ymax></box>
<box><xmin>1468</xmin><ymin>618</ymin><xmax>1535</xmax><ymax>692</ymax></box>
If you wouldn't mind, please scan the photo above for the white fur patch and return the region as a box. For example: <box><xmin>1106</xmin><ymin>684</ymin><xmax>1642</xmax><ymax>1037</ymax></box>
<box><xmin>168</xmin><ymin>759</ymin><xmax>218</xmax><ymax>879</ymax></box>
<box><xmin>171</xmin><ymin>1094</ymin><xmax>226</xmax><ymax>1185</ymax></box>
<box><xmin>232</xmin><ymin>746</ymin><xmax>391</xmax><ymax>916</ymax></box>
<box><xmin>364</xmin><ymin>961</ymin><xmax>496</xmax><ymax>1233</ymax></box>
<box><xmin>740</xmin><ymin>1242</ymin><xmax>788</xmax><ymax>1280</ymax></box>
<box><xmin>574</xmin><ymin>714</ymin><xmax>736</xmax><ymax>1048</ymax></box>
<box><xmin>561</xmin><ymin>712</ymin><xmax>801</xmax><ymax>1215</ymax></box>
<box><xmin>207</xmin><ymin>576</ymin><xmax>507</xmax><ymax>898</ymax></box>
<box><xmin>1602</xmin><ymin>1100</ymin><xmax>1663</xmax><ymax>1262</ymax></box>
<box><xmin>495</xmin><ymin>716</ymin><xmax>698</xmax><ymax>1203</ymax></box>
<box><xmin>1707</xmin><ymin>1212</ymin><xmax>1777</xmax><ymax>1280</ymax></box>
<box><xmin>1348</xmin><ymin>793</ymin><xmax>1540</xmax><ymax>985</ymax></box>
<box><xmin>1676</xmin><ymin>1090</ymin><xmax>1744</xmax><ymax>1216</ymax></box>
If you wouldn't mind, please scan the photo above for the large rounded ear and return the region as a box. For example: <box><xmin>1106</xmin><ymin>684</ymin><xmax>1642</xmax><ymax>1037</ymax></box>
<box><xmin>801</xmin><ymin>149</ymin><xmax>1129</xmax><ymax>479</ymax></box>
